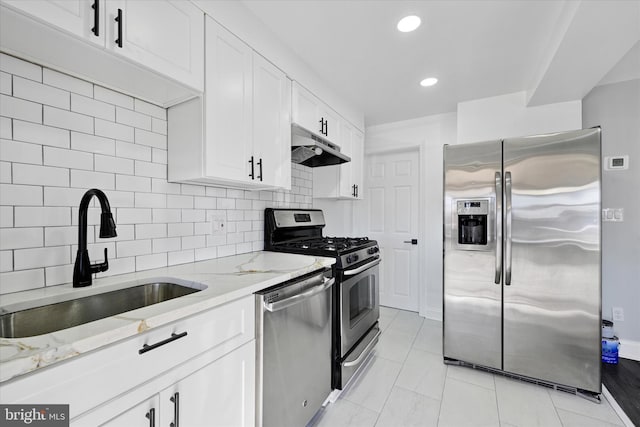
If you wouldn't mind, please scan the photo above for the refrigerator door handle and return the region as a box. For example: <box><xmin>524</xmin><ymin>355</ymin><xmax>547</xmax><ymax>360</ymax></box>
<box><xmin>494</xmin><ymin>171</ymin><xmax>502</xmax><ymax>284</ymax></box>
<box><xmin>505</xmin><ymin>171</ymin><xmax>512</xmax><ymax>285</ymax></box>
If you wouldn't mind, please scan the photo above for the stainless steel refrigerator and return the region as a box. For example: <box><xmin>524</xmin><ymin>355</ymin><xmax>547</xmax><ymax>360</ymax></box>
<box><xmin>443</xmin><ymin>128</ymin><xmax>601</xmax><ymax>397</ymax></box>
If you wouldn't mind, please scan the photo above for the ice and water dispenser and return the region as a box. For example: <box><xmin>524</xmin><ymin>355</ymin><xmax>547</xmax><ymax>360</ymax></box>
<box><xmin>454</xmin><ymin>200</ymin><xmax>490</xmax><ymax>250</ymax></box>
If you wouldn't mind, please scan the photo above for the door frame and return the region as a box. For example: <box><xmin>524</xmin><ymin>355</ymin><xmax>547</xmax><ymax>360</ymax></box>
<box><xmin>360</xmin><ymin>143</ymin><xmax>428</xmax><ymax>318</ymax></box>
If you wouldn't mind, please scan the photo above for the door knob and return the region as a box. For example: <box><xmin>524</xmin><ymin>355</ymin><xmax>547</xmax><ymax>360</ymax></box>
<box><xmin>403</xmin><ymin>239</ymin><xmax>418</xmax><ymax>245</ymax></box>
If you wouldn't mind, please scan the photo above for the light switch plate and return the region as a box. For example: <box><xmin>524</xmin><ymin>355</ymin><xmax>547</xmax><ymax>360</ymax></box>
<box><xmin>602</xmin><ymin>208</ymin><xmax>624</xmax><ymax>222</ymax></box>
<box><xmin>612</xmin><ymin>307</ymin><xmax>624</xmax><ymax>322</ymax></box>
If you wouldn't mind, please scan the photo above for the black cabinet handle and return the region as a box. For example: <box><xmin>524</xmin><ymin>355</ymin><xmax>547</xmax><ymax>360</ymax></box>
<box><xmin>352</xmin><ymin>184</ymin><xmax>356</xmax><ymax>197</ymax></box>
<box><xmin>145</xmin><ymin>408</ymin><xmax>155</xmax><ymax>427</ymax></box>
<box><xmin>91</xmin><ymin>0</ymin><xmax>99</xmax><ymax>37</ymax></box>
<box><xmin>319</xmin><ymin>118</ymin><xmax>324</xmax><ymax>135</ymax></box>
<box><xmin>355</xmin><ymin>185</ymin><xmax>358</xmax><ymax>198</ymax></box>
<box><xmin>324</xmin><ymin>118</ymin><xmax>328</xmax><ymax>136</ymax></box>
<box><xmin>170</xmin><ymin>392</ymin><xmax>180</xmax><ymax>427</ymax></box>
<box><xmin>257</xmin><ymin>158</ymin><xmax>263</xmax><ymax>181</ymax></box>
<box><xmin>138</xmin><ymin>331</ymin><xmax>187</xmax><ymax>354</ymax></box>
<box><xmin>248</xmin><ymin>156</ymin><xmax>255</xmax><ymax>180</ymax></box>
<box><xmin>115</xmin><ymin>8</ymin><xmax>123</xmax><ymax>48</ymax></box>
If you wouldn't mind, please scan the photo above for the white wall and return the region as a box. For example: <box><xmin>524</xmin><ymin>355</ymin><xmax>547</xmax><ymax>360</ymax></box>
<box><xmin>583</xmin><ymin>79</ymin><xmax>640</xmax><ymax>349</ymax></box>
<box><xmin>457</xmin><ymin>91</ymin><xmax>582</xmax><ymax>143</ymax></box>
<box><xmin>0</xmin><ymin>54</ymin><xmax>312</xmax><ymax>294</ymax></box>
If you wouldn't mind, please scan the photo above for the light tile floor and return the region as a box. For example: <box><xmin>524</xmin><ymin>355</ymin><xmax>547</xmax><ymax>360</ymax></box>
<box><xmin>310</xmin><ymin>307</ymin><xmax>626</xmax><ymax>427</ymax></box>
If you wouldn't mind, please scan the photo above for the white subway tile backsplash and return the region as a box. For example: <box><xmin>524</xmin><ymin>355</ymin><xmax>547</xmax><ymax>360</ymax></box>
<box><xmin>0</xmin><ymin>206</ymin><xmax>13</xmax><ymax>227</ymax></box>
<box><xmin>71</xmin><ymin>132</ymin><xmax>115</xmax><ymax>155</ymax></box>
<box><xmin>0</xmin><ymin>268</ymin><xmax>44</xmax><ymax>293</ymax></box>
<box><xmin>1</xmin><ymin>138</ymin><xmax>42</xmax><ymax>164</ymax></box>
<box><xmin>13</xmin><ymin>120</ymin><xmax>70</xmax><ymax>148</ymax></box>
<box><xmin>0</xmin><ymin>184</ymin><xmax>42</xmax><ymax>206</ymax></box>
<box><xmin>71</xmin><ymin>170</ymin><xmax>114</xmax><ymax>190</ymax></box>
<box><xmin>0</xmin><ymin>250</ymin><xmax>12</xmax><ymax>272</ymax></box>
<box><xmin>135</xmin><ymin>128</ymin><xmax>166</xmax><ymax>149</ymax></box>
<box><xmin>135</xmin><ymin>160</ymin><xmax>166</xmax><ymax>179</ymax></box>
<box><xmin>151</xmin><ymin>118</ymin><xmax>167</xmax><ymax>135</ymax></box>
<box><xmin>168</xmin><ymin>249</ymin><xmax>194</xmax><ymax>266</ymax></box>
<box><xmin>116</xmin><ymin>174</ymin><xmax>151</xmax><ymax>193</ymax></box>
<box><xmin>15</xmin><ymin>207</ymin><xmax>70</xmax><ymax>227</ymax></box>
<box><xmin>95</xmin><ymin>118</ymin><xmax>134</xmax><ymax>142</ymax></box>
<box><xmin>95</xmin><ymin>154</ymin><xmax>134</xmax><ymax>175</ymax></box>
<box><xmin>44</xmin><ymin>106</ymin><xmax>93</xmax><ymax>133</ymax></box>
<box><xmin>117</xmin><ymin>239</ymin><xmax>151</xmax><ymax>258</ymax></box>
<box><xmin>116</xmin><ymin>106</ymin><xmax>151</xmax><ymax>130</ymax></box>
<box><xmin>43</xmin><ymin>69</ymin><xmax>93</xmax><ymax>97</ymax></box>
<box><xmin>0</xmin><ymin>117</ymin><xmax>11</xmax><ymax>139</ymax></box>
<box><xmin>116</xmin><ymin>140</ymin><xmax>151</xmax><ymax>161</ymax></box>
<box><xmin>136</xmin><ymin>253</ymin><xmax>166</xmax><ymax>271</ymax></box>
<box><xmin>168</xmin><ymin>222</ymin><xmax>193</xmax><ymax>237</ymax></box>
<box><xmin>44</xmin><ymin>263</ymin><xmax>74</xmax><ymax>286</ymax></box>
<box><xmin>71</xmin><ymin>93</ymin><xmax>115</xmax><ymax>121</ymax></box>
<box><xmin>95</xmin><ymin>86</ymin><xmax>133</xmax><ymax>109</ymax></box>
<box><xmin>153</xmin><ymin>208</ymin><xmax>181</xmax><ymax>223</ymax></box>
<box><xmin>14</xmin><ymin>245</ymin><xmax>70</xmax><ymax>270</ymax></box>
<box><xmin>0</xmin><ymin>54</ymin><xmax>41</xmax><ymax>82</ymax></box>
<box><xmin>0</xmin><ymin>62</ymin><xmax>312</xmax><ymax>294</ymax></box>
<box><xmin>13</xmin><ymin>164</ymin><xmax>69</xmax><ymax>187</ymax></box>
<box><xmin>1</xmin><ymin>94</ymin><xmax>42</xmax><ymax>123</ymax></box>
<box><xmin>0</xmin><ymin>227</ymin><xmax>43</xmax><ymax>250</ymax></box>
<box><xmin>134</xmin><ymin>99</ymin><xmax>166</xmax><ymax>120</ymax></box>
<box><xmin>153</xmin><ymin>237</ymin><xmax>181</xmax><ymax>253</ymax></box>
<box><xmin>135</xmin><ymin>192</ymin><xmax>166</xmax><ymax>208</ymax></box>
<box><xmin>117</xmin><ymin>208</ymin><xmax>151</xmax><ymax>224</ymax></box>
<box><xmin>13</xmin><ymin>76</ymin><xmax>70</xmax><ymax>109</ymax></box>
<box><xmin>44</xmin><ymin>146</ymin><xmax>93</xmax><ymax>170</ymax></box>
<box><xmin>136</xmin><ymin>223</ymin><xmax>167</xmax><ymax>239</ymax></box>
<box><xmin>0</xmin><ymin>72</ymin><xmax>11</xmax><ymax>95</ymax></box>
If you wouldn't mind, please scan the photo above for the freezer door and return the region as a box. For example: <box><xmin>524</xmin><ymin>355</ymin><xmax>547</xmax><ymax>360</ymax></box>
<box><xmin>502</xmin><ymin>128</ymin><xmax>601</xmax><ymax>393</ymax></box>
<box><xmin>443</xmin><ymin>140</ymin><xmax>502</xmax><ymax>369</ymax></box>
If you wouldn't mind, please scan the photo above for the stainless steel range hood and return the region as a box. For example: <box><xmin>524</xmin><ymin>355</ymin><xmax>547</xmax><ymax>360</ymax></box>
<box><xmin>291</xmin><ymin>124</ymin><xmax>350</xmax><ymax>167</ymax></box>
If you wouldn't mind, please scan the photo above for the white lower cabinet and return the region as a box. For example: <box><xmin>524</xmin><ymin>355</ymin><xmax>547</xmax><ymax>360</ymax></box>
<box><xmin>99</xmin><ymin>340</ymin><xmax>255</xmax><ymax>427</ymax></box>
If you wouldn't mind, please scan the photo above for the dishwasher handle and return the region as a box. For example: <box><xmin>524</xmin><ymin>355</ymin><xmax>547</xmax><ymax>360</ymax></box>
<box><xmin>263</xmin><ymin>276</ymin><xmax>335</xmax><ymax>312</ymax></box>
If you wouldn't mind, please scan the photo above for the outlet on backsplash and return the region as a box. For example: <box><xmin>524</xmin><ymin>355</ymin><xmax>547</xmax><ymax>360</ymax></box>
<box><xmin>208</xmin><ymin>211</ymin><xmax>226</xmax><ymax>235</ymax></box>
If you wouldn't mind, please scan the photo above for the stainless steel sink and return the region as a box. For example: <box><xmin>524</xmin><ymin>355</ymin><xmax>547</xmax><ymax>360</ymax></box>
<box><xmin>0</xmin><ymin>282</ymin><xmax>202</xmax><ymax>338</ymax></box>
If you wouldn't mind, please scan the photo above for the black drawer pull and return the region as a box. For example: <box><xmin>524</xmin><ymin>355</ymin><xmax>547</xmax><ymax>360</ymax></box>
<box><xmin>145</xmin><ymin>408</ymin><xmax>155</xmax><ymax>427</ymax></box>
<box><xmin>91</xmin><ymin>0</ymin><xmax>99</xmax><ymax>37</ymax></box>
<box><xmin>170</xmin><ymin>392</ymin><xmax>180</xmax><ymax>427</ymax></box>
<box><xmin>115</xmin><ymin>8</ymin><xmax>123</xmax><ymax>48</ymax></box>
<box><xmin>139</xmin><ymin>331</ymin><xmax>188</xmax><ymax>354</ymax></box>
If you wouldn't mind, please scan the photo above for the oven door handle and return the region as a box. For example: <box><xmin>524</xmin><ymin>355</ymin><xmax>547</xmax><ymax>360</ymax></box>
<box><xmin>342</xmin><ymin>258</ymin><xmax>381</xmax><ymax>276</ymax></box>
<box><xmin>343</xmin><ymin>328</ymin><xmax>382</xmax><ymax>367</ymax></box>
<box><xmin>263</xmin><ymin>277</ymin><xmax>335</xmax><ymax>312</ymax></box>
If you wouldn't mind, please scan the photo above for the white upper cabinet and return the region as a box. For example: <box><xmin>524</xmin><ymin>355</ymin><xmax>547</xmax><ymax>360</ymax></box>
<box><xmin>292</xmin><ymin>82</ymin><xmax>340</xmax><ymax>144</ymax></box>
<box><xmin>313</xmin><ymin>121</ymin><xmax>365</xmax><ymax>200</ymax></box>
<box><xmin>2</xmin><ymin>0</ymin><xmax>106</xmax><ymax>45</ymax></box>
<box><xmin>0</xmin><ymin>0</ymin><xmax>204</xmax><ymax>104</ymax></box>
<box><xmin>168</xmin><ymin>17</ymin><xmax>291</xmax><ymax>190</ymax></box>
<box><xmin>106</xmin><ymin>0</ymin><xmax>204</xmax><ymax>91</ymax></box>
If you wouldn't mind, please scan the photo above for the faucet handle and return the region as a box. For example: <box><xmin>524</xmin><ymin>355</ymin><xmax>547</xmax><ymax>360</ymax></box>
<box><xmin>91</xmin><ymin>248</ymin><xmax>110</xmax><ymax>274</ymax></box>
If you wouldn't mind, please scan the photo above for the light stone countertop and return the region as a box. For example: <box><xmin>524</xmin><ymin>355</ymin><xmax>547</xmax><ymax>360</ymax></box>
<box><xmin>0</xmin><ymin>251</ymin><xmax>335</xmax><ymax>383</ymax></box>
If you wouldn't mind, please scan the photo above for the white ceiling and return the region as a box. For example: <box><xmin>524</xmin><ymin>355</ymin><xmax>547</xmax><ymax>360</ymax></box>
<box><xmin>241</xmin><ymin>0</ymin><xmax>640</xmax><ymax>127</ymax></box>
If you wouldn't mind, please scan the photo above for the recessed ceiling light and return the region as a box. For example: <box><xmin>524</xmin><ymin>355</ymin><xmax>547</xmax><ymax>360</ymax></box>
<box><xmin>420</xmin><ymin>77</ymin><xmax>438</xmax><ymax>87</ymax></box>
<box><xmin>397</xmin><ymin>15</ymin><xmax>421</xmax><ymax>33</ymax></box>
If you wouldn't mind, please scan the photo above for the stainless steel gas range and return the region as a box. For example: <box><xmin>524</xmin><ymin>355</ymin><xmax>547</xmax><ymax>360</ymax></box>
<box><xmin>264</xmin><ymin>208</ymin><xmax>381</xmax><ymax>390</ymax></box>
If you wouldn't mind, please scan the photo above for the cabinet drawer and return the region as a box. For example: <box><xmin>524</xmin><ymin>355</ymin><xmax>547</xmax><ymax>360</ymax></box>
<box><xmin>0</xmin><ymin>295</ymin><xmax>254</xmax><ymax>419</ymax></box>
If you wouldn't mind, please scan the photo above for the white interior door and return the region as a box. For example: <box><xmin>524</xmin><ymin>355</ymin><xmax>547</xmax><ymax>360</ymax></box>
<box><xmin>365</xmin><ymin>149</ymin><xmax>420</xmax><ymax>311</ymax></box>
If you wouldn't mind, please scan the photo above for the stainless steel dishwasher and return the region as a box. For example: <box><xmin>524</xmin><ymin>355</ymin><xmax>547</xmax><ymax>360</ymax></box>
<box><xmin>256</xmin><ymin>268</ymin><xmax>334</xmax><ymax>427</ymax></box>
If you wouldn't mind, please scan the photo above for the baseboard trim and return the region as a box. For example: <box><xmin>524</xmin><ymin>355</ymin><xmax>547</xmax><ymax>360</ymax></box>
<box><xmin>619</xmin><ymin>338</ymin><xmax>640</xmax><ymax>361</ymax></box>
<box><xmin>422</xmin><ymin>308</ymin><xmax>442</xmax><ymax>322</ymax></box>
<box><xmin>602</xmin><ymin>384</ymin><xmax>635</xmax><ymax>427</ymax></box>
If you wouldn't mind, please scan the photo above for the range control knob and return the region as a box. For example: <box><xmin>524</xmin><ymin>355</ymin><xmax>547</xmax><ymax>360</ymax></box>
<box><xmin>367</xmin><ymin>247</ymin><xmax>379</xmax><ymax>254</ymax></box>
<box><xmin>346</xmin><ymin>254</ymin><xmax>359</xmax><ymax>264</ymax></box>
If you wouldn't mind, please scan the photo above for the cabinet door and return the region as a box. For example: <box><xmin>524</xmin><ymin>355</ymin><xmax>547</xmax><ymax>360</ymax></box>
<box><xmin>351</xmin><ymin>130</ymin><xmax>364</xmax><ymax>199</ymax></box>
<box><xmin>2</xmin><ymin>0</ymin><xmax>105</xmax><ymax>46</ymax></box>
<box><xmin>292</xmin><ymin>83</ymin><xmax>323</xmax><ymax>136</ymax></box>
<box><xmin>159</xmin><ymin>341</ymin><xmax>255</xmax><ymax>427</ymax></box>
<box><xmin>204</xmin><ymin>16</ymin><xmax>253</xmax><ymax>183</ymax></box>
<box><xmin>320</xmin><ymin>106</ymin><xmax>340</xmax><ymax>144</ymax></box>
<box><xmin>106</xmin><ymin>0</ymin><xmax>204</xmax><ymax>90</ymax></box>
<box><xmin>337</xmin><ymin>121</ymin><xmax>354</xmax><ymax>198</ymax></box>
<box><xmin>99</xmin><ymin>395</ymin><xmax>159</xmax><ymax>427</ymax></box>
<box><xmin>253</xmin><ymin>54</ymin><xmax>291</xmax><ymax>189</ymax></box>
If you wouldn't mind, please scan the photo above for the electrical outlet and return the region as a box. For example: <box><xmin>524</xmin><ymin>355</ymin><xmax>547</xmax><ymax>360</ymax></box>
<box><xmin>207</xmin><ymin>212</ymin><xmax>226</xmax><ymax>235</ymax></box>
<box><xmin>612</xmin><ymin>307</ymin><xmax>624</xmax><ymax>322</ymax></box>
<box><xmin>602</xmin><ymin>208</ymin><xmax>624</xmax><ymax>222</ymax></box>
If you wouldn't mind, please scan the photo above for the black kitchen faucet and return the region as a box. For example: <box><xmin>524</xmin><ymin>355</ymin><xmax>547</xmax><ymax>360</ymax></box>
<box><xmin>73</xmin><ymin>189</ymin><xmax>117</xmax><ymax>288</ymax></box>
